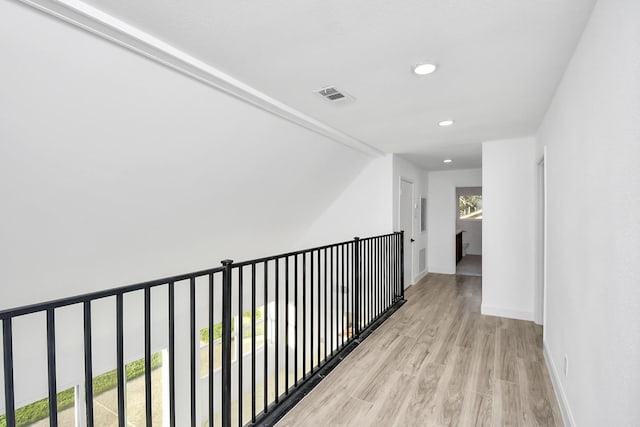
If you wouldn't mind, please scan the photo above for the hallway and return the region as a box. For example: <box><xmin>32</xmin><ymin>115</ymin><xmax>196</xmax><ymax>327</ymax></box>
<box><xmin>277</xmin><ymin>274</ymin><xmax>561</xmax><ymax>426</ymax></box>
<box><xmin>456</xmin><ymin>255</ymin><xmax>482</xmax><ymax>277</ymax></box>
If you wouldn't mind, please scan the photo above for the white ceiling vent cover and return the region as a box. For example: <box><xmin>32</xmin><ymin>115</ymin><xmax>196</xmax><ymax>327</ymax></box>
<box><xmin>315</xmin><ymin>86</ymin><xmax>355</xmax><ymax>104</ymax></box>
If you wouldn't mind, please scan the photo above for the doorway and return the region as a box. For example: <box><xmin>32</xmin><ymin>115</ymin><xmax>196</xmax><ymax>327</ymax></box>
<box><xmin>455</xmin><ymin>187</ymin><xmax>483</xmax><ymax>276</ymax></box>
<box><xmin>399</xmin><ymin>178</ymin><xmax>414</xmax><ymax>288</ymax></box>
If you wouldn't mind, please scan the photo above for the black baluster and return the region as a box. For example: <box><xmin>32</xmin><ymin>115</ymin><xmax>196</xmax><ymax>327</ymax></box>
<box><xmin>144</xmin><ymin>288</ymin><xmax>152</xmax><ymax>425</ymax></box>
<box><xmin>310</xmin><ymin>251</ymin><xmax>314</xmax><ymax>374</ymax></box>
<box><xmin>342</xmin><ymin>245</ymin><xmax>345</xmax><ymax>347</ymax></box>
<box><xmin>294</xmin><ymin>255</ymin><xmax>298</xmax><ymax>386</ymax></box>
<box><xmin>317</xmin><ymin>250</ymin><xmax>321</xmax><ymax>366</ymax></box>
<box><xmin>238</xmin><ymin>267</ymin><xmax>243</xmax><ymax>426</ymax></box>
<box><xmin>46</xmin><ymin>309</ymin><xmax>58</xmax><ymax>427</ymax></box>
<box><xmin>208</xmin><ymin>274</ymin><xmax>214</xmax><ymax>427</ymax></box>
<box><xmin>221</xmin><ymin>260</ymin><xmax>234</xmax><ymax>427</ymax></box>
<box><xmin>168</xmin><ymin>283</ymin><xmax>176</xmax><ymax>427</ymax></box>
<box><xmin>347</xmin><ymin>244</ymin><xmax>352</xmax><ymax>341</ymax></box>
<box><xmin>285</xmin><ymin>257</ymin><xmax>289</xmax><ymax>395</ymax></box>
<box><xmin>332</xmin><ymin>246</ymin><xmax>336</xmax><ymax>354</ymax></box>
<box><xmin>324</xmin><ymin>248</ymin><xmax>328</xmax><ymax>361</ymax></box>
<box><xmin>396</xmin><ymin>233</ymin><xmax>401</xmax><ymax>301</ymax></box>
<box><xmin>2</xmin><ymin>318</ymin><xmax>15</xmax><ymax>427</ymax></box>
<box><xmin>275</xmin><ymin>258</ymin><xmax>280</xmax><ymax>403</ymax></box>
<box><xmin>264</xmin><ymin>261</ymin><xmax>268</xmax><ymax>414</ymax></box>
<box><xmin>116</xmin><ymin>294</ymin><xmax>125</xmax><ymax>427</ymax></box>
<box><xmin>354</xmin><ymin>237</ymin><xmax>361</xmax><ymax>337</ymax></box>
<box><xmin>377</xmin><ymin>238</ymin><xmax>381</xmax><ymax>318</ymax></box>
<box><xmin>384</xmin><ymin>236</ymin><xmax>388</xmax><ymax>310</ymax></box>
<box><xmin>190</xmin><ymin>278</ymin><xmax>196</xmax><ymax>427</ymax></box>
<box><xmin>401</xmin><ymin>231</ymin><xmax>405</xmax><ymax>301</ymax></box>
<box><xmin>388</xmin><ymin>235</ymin><xmax>391</xmax><ymax>307</ymax></box>
<box><xmin>302</xmin><ymin>252</ymin><xmax>307</xmax><ymax>378</ymax></box>
<box><xmin>83</xmin><ymin>302</ymin><xmax>94</xmax><ymax>427</ymax></box>
<box><xmin>252</xmin><ymin>263</ymin><xmax>257</xmax><ymax>423</ymax></box>
<box><xmin>368</xmin><ymin>239</ymin><xmax>372</xmax><ymax>326</ymax></box>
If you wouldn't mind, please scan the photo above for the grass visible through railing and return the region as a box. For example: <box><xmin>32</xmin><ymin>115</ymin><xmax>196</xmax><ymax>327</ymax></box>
<box><xmin>0</xmin><ymin>353</ymin><xmax>162</xmax><ymax>427</ymax></box>
<box><xmin>199</xmin><ymin>307</ymin><xmax>264</xmax><ymax>344</ymax></box>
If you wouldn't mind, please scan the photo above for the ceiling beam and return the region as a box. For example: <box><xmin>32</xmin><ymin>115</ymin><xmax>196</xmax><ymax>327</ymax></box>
<box><xmin>18</xmin><ymin>0</ymin><xmax>384</xmax><ymax>158</ymax></box>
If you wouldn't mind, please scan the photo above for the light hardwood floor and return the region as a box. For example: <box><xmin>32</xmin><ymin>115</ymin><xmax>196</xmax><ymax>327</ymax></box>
<box><xmin>277</xmin><ymin>274</ymin><xmax>562</xmax><ymax>427</ymax></box>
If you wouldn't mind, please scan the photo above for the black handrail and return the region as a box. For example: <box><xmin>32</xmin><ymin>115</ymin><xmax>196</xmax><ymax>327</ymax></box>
<box><xmin>0</xmin><ymin>231</ymin><xmax>406</xmax><ymax>427</ymax></box>
<box><xmin>0</xmin><ymin>266</ymin><xmax>225</xmax><ymax>319</ymax></box>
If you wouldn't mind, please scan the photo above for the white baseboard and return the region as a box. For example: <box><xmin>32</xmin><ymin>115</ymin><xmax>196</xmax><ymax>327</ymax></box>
<box><xmin>427</xmin><ymin>268</ymin><xmax>456</xmax><ymax>275</ymax></box>
<box><xmin>480</xmin><ymin>304</ymin><xmax>534</xmax><ymax>321</ymax></box>
<box><xmin>412</xmin><ymin>269</ymin><xmax>429</xmax><ymax>285</ymax></box>
<box><xmin>543</xmin><ymin>342</ymin><xmax>575</xmax><ymax>427</ymax></box>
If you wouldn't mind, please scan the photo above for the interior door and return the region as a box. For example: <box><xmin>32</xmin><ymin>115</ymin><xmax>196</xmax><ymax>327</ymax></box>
<box><xmin>400</xmin><ymin>179</ymin><xmax>414</xmax><ymax>288</ymax></box>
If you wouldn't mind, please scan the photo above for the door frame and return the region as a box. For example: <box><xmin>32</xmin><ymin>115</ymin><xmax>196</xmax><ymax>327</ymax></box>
<box><xmin>536</xmin><ymin>147</ymin><xmax>548</xmax><ymax>327</ymax></box>
<box><xmin>398</xmin><ymin>176</ymin><xmax>414</xmax><ymax>287</ymax></box>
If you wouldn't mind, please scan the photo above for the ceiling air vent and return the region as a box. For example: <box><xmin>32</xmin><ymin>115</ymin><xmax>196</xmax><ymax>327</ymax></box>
<box><xmin>314</xmin><ymin>86</ymin><xmax>355</xmax><ymax>104</ymax></box>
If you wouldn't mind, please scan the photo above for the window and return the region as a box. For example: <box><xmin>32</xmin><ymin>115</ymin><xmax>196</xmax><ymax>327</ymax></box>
<box><xmin>459</xmin><ymin>195</ymin><xmax>483</xmax><ymax>219</ymax></box>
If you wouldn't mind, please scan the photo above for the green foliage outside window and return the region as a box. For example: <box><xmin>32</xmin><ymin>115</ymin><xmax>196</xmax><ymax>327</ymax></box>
<box><xmin>459</xmin><ymin>195</ymin><xmax>483</xmax><ymax>219</ymax></box>
<box><xmin>0</xmin><ymin>353</ymin><xmax>163</xmax><ymax>427</ymax></box>
<box><xmin>200</xmin><ymin>318</ymin><xmax>235</xmax><ymax>344</ymax></box>
<box><xmin>200</xmin><ymin>306</ymin><xmax>265</xmax><ymax>344</ymax></box>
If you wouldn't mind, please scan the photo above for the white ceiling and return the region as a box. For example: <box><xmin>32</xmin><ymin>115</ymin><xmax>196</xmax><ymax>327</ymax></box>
<box><xmin>80</xmin><ymin>0</ymin><xmax>595</xmax><ymax>170</ymax></box>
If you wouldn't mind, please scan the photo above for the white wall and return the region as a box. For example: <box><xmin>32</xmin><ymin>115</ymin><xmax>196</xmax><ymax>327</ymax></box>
<box><xmin>299</xmin><ymin>155</ymin><xmax>394</xmax><ymax>247</ymax></box>
<box><xmin>0</xmin><ymin>0</ymin><xmax>388</xmax><ymax>414</ymax></box>
<box><xmin>455</xmin><ymin>187</ymin><xmax>482</xmax><ymax>255</ymax></box>
<box><xmin>427</xmin><ymin>169</ymin><xmax>482</xmax><ymax>274</ymax></box>
<box><xmin>481</xmin><ymin>137</ymin><xmax>536</xmax><ymax>321</ymax></box>
<box><xmin>536</xmin><ymin>0</ymin><xmax>640</xmax><ymax>425</ymax></box>
<box><xmin>392</xmin><ymin>155</ymin><xmax>429</xmax><ymax>283</ymax></box>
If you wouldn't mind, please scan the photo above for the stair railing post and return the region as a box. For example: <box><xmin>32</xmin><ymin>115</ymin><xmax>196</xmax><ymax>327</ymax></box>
<box><xmin>400</xmin><ymin>231</ymin><xmax>405</xmax><ymax>301</ymax></box>
<box><xmin>221</xmin><ymin>259</ymin><xmax>234</xmax><ymax>427</ymax></box>
<box><xmin>353</xmin><ymin>237</ymin><xmax>361</xmax><ymax>337</ymax></box>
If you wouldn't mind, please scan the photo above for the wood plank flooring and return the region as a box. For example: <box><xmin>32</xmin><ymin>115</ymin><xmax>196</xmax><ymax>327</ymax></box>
<box><xmin>276</xmin><ymin>274</ymin><xmax>562</xmax><ymax>427</ymax></box>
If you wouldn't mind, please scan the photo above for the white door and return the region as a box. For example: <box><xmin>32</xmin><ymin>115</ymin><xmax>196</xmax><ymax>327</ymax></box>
<box><xmin>400</xmin><ymin>179</ymin><xmax>414</xmax><ymax>288</ymax></box>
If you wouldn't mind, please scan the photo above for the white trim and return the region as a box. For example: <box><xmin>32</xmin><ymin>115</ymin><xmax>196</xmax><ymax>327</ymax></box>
<box><xmin>18</xmin><ymin>0</ymin><xmax>383</xmax><ymax>158</ymax></box>
<box><xmin>74</xmin><ymin>384</ymin><xmax>85</xmax><ymax>427</ymax></box>
<box><xmin>413</xmin><ymin>268</ymin><xmax>428</xmax><ymax>286</ymax></box>
<box><xmin>451</xmin><ymin>188</ymin><xmax>458</xmax><ymax>272</ymax></box>
<box><xmin>398</xmin><ymin>177</ymin><xmax>415</xmax><ymax>287</ymax></box>
<box><xmin>419</xmin><ymin>194</ymin><xmax>427</xmax><ymax>234</ymax></box>
<box><xmin>397</xmin><ymin>176</ymin><xmax>415</xmax><ymax>231</ymax></box>
<box><xmin>543</xmin><ymin>342</ymin><xmax>575</xmax><ymax>427</ymax></box>
<box><xmin>429</xmin><ymin>267</ymin><xmax>455</xmax><ymax>275</ymax></box>
<box><xmin>480</xmin><ymin>304</ymin><xmax>534</xmax><ymax>321</ymax></box>
<box><xmin>535</xmin><ymin>147</ymin><xmax>547</xmax><ymax>326</ymax></box>
<box><xmin>542</xmin><ymin>146</ymin><xmax>549</xmax><ymax>333</ymax></box>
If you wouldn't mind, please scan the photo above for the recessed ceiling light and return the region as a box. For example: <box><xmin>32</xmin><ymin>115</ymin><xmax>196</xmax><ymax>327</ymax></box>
<box><xmin>438</xmin><ymin>120</ymin><xmax>455</xmax><ymax>127</ymax></box>
<box><xmin>443</xmin><ymin>159</ymin><xmax>453</xmax><ymax>163</ymax></box>
<box><xmin>413</xmin><ymin>63</ymin><xmax>437</xmax><ymax>75</ymax></box>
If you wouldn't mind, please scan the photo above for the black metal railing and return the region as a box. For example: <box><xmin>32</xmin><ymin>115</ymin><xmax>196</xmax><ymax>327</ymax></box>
<box><xmin>0</xmin><ymin>232</ymin><xmax>405</xmax><ymax>427</ymax></box>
